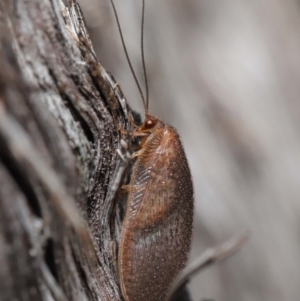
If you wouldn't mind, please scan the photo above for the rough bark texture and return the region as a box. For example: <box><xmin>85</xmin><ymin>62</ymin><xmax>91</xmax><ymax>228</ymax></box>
<box><xmin>0</xmin><ymin>0</ymin><xmax>133</xmax><ymax>300</ymax></box>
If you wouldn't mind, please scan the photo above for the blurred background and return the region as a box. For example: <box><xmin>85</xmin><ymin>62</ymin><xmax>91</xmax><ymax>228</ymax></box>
<box><xmin>78</xmin><ymin>0</ymin><xmax>300</xmax><ymax>300</ymax></box>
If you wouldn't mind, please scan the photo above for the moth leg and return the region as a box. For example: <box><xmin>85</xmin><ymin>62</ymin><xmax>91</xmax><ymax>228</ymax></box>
<box><xmin>131</xmin><ymin>149</ymin><xmax>143</xmax><ymax>158</ymax></box>
<box><xmin>117</xmin><ymin>127</ymin><xmax>147</xmax><ymax>140</ymax></box>
<box><xmin>122</xmin><ymin>184</ymin><xmax>144</xmax><ymax>193</ymax></box>
<box><xmin>121</xmin><ymin>184</ymin><xmax>131</xmax><ymax>192</ymax></box>
<box><xmin>118</xmin><ymin>126</ymin><xmax>130</xmax><ymax>137</ymax></box>
<box><xmin>131</xmin><ymin>131</ymin><xmax>148</xmax><ymax>138</ymax></box>
<box><xmin>116</xmin><ymin>138</ymin><xmax>143</xmax><ymax>161</ymax></box>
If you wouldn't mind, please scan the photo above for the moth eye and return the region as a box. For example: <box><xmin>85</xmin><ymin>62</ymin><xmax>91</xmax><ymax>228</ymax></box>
<box><xmin>144</xmin><ymin>119</ymin><xmax>156</xmax><ymax>130</ymax></box>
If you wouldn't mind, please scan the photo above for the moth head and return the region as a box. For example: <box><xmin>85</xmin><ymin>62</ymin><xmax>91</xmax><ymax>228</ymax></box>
<box><xmin>139</xmin><ymin>114</ymin><xmax>163</xmax><ymax>133</ymax></box>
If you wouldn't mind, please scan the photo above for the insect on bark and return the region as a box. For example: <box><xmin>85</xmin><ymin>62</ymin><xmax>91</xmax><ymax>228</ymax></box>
<box><xmin>109</xmin><ymin>1</ymin><xmax>194</xmax><ymax>300</ymax></box>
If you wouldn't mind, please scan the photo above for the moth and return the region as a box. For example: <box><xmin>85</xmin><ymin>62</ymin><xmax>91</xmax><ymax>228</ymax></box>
<box><xmin>109</xmin><ymin>1</ymin><xmax>194</xmax><ymax>300</ymax></box>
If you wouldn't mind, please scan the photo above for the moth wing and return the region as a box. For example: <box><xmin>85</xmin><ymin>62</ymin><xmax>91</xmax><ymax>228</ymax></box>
<box><xmin>122</xmin><ymin>127</ymin><xmax>194</xmax><ymax>301</ymax></box>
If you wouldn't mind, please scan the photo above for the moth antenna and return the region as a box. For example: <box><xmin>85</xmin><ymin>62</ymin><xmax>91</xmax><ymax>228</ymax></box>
<box><xmin>109</xmin><ymin>0</ymin><xmax>148</xmax><ymax>114</ymax></box>
<box><xmin>141</xmin><ymin>0</ymin><xmax>149</xmax><ymax>111</ymax></box>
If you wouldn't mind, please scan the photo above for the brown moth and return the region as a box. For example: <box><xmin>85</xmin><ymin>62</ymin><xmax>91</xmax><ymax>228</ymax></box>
<box><xmin>118</xmin><ymin>114</ymin><xmax>194</xmax><ymax>301</ymax></box>
<box><xmin>109</xmin><ymin>1</ymin><xmax>194</xmax><ymax>300</ymax></box>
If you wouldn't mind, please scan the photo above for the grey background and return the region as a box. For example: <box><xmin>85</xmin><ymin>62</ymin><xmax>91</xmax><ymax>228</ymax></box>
<box><xmin>79</xmin><ymin>0</ymin><xmax>300</xmax><ymax>300</ymax></box>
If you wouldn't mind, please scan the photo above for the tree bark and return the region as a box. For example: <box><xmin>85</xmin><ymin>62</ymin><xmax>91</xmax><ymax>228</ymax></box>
<box><xmin>0</xmin><ymin>0</ymin><xmax>133</xmax><ymax>300</ymax></box>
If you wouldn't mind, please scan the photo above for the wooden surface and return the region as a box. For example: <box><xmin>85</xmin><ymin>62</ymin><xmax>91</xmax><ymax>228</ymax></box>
<box><xmin>0</xmin><ymin>0</ymin><xmax>130</xmax><ymax>299</ymax></box>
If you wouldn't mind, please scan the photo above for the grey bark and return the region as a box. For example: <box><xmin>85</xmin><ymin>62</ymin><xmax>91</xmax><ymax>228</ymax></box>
<box><xmin>0</xmin><ymin>0</ymin><xmax>132</xmax><ymax>300</ymax></box>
